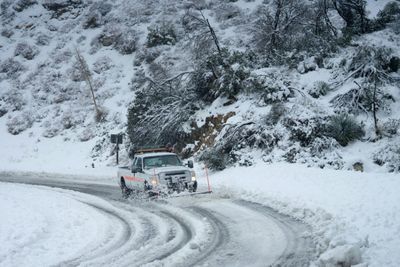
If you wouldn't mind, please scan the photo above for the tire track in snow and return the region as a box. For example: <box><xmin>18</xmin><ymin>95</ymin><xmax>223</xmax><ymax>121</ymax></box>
<box><xmin>235</xmin><ymin>200</ymin><xmax>316</xmax><ymax>266</ymax></box>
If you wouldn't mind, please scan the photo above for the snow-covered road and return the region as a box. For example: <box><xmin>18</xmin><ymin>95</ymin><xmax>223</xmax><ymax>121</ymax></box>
<box><xmin>0</xmin><ymin>174</ymin><xmax>315</xmax><ymax>267</ymax></box>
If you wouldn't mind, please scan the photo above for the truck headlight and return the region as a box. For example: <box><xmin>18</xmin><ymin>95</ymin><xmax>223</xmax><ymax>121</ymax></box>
<box><xmin>151</xmin><ymin>176</ymin><xmax>158</xmax><ymax>186</ymax></box>
<box><xmin>191</xmin><ymin>171</ymin><xmax>196</xmax><ymax>181</ymax></box>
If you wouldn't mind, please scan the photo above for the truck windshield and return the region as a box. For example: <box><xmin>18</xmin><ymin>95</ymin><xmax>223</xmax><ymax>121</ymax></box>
<box><xmin>143</xmin><ymin>155</ymin><xmax>182</xmax><ymax>169</ymax></box>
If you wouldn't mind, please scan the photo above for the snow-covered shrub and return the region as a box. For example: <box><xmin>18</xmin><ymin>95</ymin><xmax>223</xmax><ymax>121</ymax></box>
<box><xmin>115</xmin><ymin>29</ymin><xmax>138</xmax><ymax>54</ymax></box>
<box><xmin>309</xmin><ymin>136</ymin><xmax>340</xmax><ymax>158</ymax></box>
<box><xmin>130</xmin><ymin>68</ymin><xmax>147</xmax><ymax>89</ymax></box>
<box><xmin>214</xmin><ymin>3</ymin><xmax>241</xmax><ymax>22</ymax></box>
<box><xmin>382</xmin><ymin>119</ymin><xmax>400</xmax><ymax>137</ymax></box>
<box><xmin>83</xmin><ymin>11</ymin><xmax>102</xmax><ymax>29</ymax></box>
<box><xmin>309</xmin><ymin>81</ymin><xmax>331</xmax><ymax>98</ymax></box>
<box><xmin>247</xmin><ymin>71</ymin><xmax>292</xmax><ymax>104</ymax></box>
<box><xmin>252</xmin><ymin>1</ymin><xmax>335</xmax><ymax>64</ymax></box>
<box><xmin>42</xmin><ymin>0</ymin><xmax>82</xmax><ymax>18</ymax></box>
<box><xmin>134</xmin><ymin>47</ymin><xmax>161</xmax><ymax>65</ymax></box>
<box><xmin>90</xmin><ymin>2</ymin><xmax>111</xmax><ymax>16</ymax></box>
<box><xmin>83</xmin><ymin>1</ymin><xmax>111</xmax><ymax>29</ymax></box>
<box><xmin>0</xmin><ymin>108</ymin><xmax>6</xmax><ymax>117</ymax></box>
<box><xmin>6</xmin><ymin>111</ymin><xmax>34</xmax><ymax>135</ymax></box>
<box><xmin>69</xmin><ymin>60</ymin><xmax>86</xmax><ymax>82</ymax></box>
<box><xmin>35</xmin><ymin>33</ymin><xmax>51</xmax><ymax>46</ymax></box>
<box><xmin>14</xmin><ymin>42</ymin><xmax>39</xmax><ymax>60</ymax></box>
<box><xmin>0</xmin><ymin>58</ymin><xmax>25</xmax><ymax>78</ymax></box>
<box><xmin>41</xmin><ymin>120</ymin><xmax>60</xmax><ymax>138</ymax></box>
<box><xmin>373</xmin><ymin>143</ymin><xmax>400</xmax><ymax>172</ymax></box>
<box><xmin>98</xmin><ymin>24</ymin><xmax>137</xmax><ymax>54</ymax></box>
<box><xmin>325</xmin><ymin>114</ymin><xmax>364</xmax><ymax>146</ymax></box>
<box><xmin>192</xmin><ymin>49</ymin><xmax>251</xmax><ymax>102</ymax></box>
<box><xmin>147</xmin><ymin>22</ymin><xmax>177</xmax><ymax>47</ymax></box>
<box><xmin>61</xmin><ymin>109</ymin><xmax>84</xmax><ymax>129</ymax></box>
<box><xmin>1</xmin><ymin>28</ymin><xmax>13</xmax><ymax>38</ymax></box>
<box><xmin>376</xmin><ymin>2</ymin><xmax>400</xmax><ymax>25</ymax></box>
<box><xmin>1</xmin><ymin>90</ymin><xmax>25</xmax><ymax>112</ymax></box>
<box><xmin>78</xmin><ymin>127</ymin><xmax>95</xmax><ymax>142</ymax></box>
<box><xmin>282</xmin><ymin>117</ymin><xmax>327</xmax><ymax>147</ymax></box>
<box><xmin>199</xmin><ymin>147</ymin><xmax>228</xmax><ymax>171</ymax></box>
<box><xmin>12</xmin><ymin>0</ymin><xmax>37</xmax><ymax>12</ymax></box>
<box><xmin>267</xmin><ymin>102</ymin><xmax>286</xmax><ymax>125</ymax></box>
<box><xmin>92</xmin><ymin>56</ymin><xmax>113</xmax><ymax>74</ymax></box>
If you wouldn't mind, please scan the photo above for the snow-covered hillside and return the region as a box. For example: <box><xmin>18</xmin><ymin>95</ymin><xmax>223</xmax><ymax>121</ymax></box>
<box><xmin>1</xmin><ymin>0</ymin><xmax>399</xmax><ymax>173</ymax></box>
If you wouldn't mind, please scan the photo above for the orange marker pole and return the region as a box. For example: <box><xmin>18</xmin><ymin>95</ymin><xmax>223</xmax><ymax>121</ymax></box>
<box><xmin>205</xmin><ymin>165</ymin><xmax>211</xmax><ymax>192</ymax></box>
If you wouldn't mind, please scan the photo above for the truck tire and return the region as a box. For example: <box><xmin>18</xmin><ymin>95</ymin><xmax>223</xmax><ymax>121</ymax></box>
<box><xmin>193</xmin><ymin>181</ymin><xmax>198</xmax><ymax>192</ymax></box>
<box><xmin>120</xmin><ymin>177</ymin><xmax>131</xmax><ymax>199</ymax></box>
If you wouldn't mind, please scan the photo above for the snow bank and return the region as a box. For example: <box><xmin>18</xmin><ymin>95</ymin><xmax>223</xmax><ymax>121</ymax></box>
<box><xmin>0</xmin><ymin>182</ymin><xmax>116</xmax><ymax>266</ymax></box>
<box><xmin>205</xmin><ymin>161</ymin><xmax>400</xmax><ymax>267</ymax></box>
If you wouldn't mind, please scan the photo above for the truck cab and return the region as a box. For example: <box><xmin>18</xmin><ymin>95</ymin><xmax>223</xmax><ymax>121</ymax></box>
<box><xmin>117</xmin><ymin>149</ymin><xmax>197</xmax><ymax>197</ymax></box>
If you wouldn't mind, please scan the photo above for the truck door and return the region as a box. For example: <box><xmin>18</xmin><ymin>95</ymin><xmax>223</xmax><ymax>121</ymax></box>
<box><xmin>131</xmin><ymin>157</ymin><xmax>146</xmax><ymax>190</ymax></box>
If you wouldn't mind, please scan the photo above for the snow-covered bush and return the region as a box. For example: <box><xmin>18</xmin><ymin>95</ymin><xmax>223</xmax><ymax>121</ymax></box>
<box><xmin>36</xmin><ymin>33</ymin><xmax>51</xmax><ymax>46</ymax></box>
<box><xmin>41</xmin><ymin>120</ymin><xmax>61</xmax><ymax>138</ymax></box>
<box><xmin>0</xmin><ymin>58</ymin><xmax>25</xmax><ymax>78</ymax></box>
<box><xmin>214</xmin><ymin>3</ymin><xmax>241</xmax><ymax>22</ymax></box>
<box><xmin>382</xmin><ymin>119</ymin><xmax>400</xmax><ymax>137</ymax></box>
<box><xmin>134</xmin><ymin>47</ymin><xmax>162</xmax><ymax>65</ymax></box>
<box><xmin>83</xmin><ymin>2</ymin><xmax>111</xmax><ymax>30</ymax></box>
<box><xmin>376</xmin><ymin>2</ymin><xmax>400</xmax><ymax>26</ymax></box>
<box><xmin>92</xmin><ymin>56</ymin><xmax>113</xmax><ymax>74</ymax></box>
<box><xmin>247</xmin><ymin>71</ymin><xmax>292</xmax><ymax>104</ymax></box>
<box><xmin>78</xmin><ymin>127</ymin><xmax>95</xmax><ymax>142</ymax></box>
<box><xmin>1</xmin><ymin>90</ymin><xmax>25</xmax><ymax>112</ymax></box>
<box><xmin>12</xmin><ymin>0</ymin><xmax>37</xmax><ymax>12</ymax></box>
<box><xmin>90</xmin><ymin>2</ymin><xmax>111</xmax><ymax>16</ymax></box>
<box><xmin>83</xmin><ymin>12</ymin><xmax>102</xmax><ymax>29</ymax></box>
<box><xmin>325</xmin><ymin>114</ymin><xmax>364</xmax><ymax>146</ymax></box>
<box><xmin>267</xmin><ymin>102</ymin><xmax>286</xmax><ymax>125</ymax></box>
<box><xmin>147</xmin><ymin>22</ymin><xmax>177</xmax><ymax>47</ymax></box>
<box><xmin>6</xmin><ymin>111</ymin><xmax>34</xmax><ymax>135</ymax></box>
<box><xmin>282</xmin><ymin>117</ymin><xmax>327</xmax><ymax>147</ymax></box>
<box><xmin>192</xmin><ymin>49</ymin><xmax>251</xmax><ymax>102</ymax></box>
<box><xmin>252</xmin><ymin>0</ymin><xmax>335</xmax><ymax>64</ymax></box>
<box><xmin>199</xmin><ymin>147</ymin><xmax>228</xmax><ymax>171</ymax></box>
<box><xmin>309</xmin><ymin>81</ymin><xmax>331</xmax><ymax>98</ymax></box>
<box><xmin>1</xmin><ymin>28</ymin><xmax>13</xmax><ymax>38</ymax></box>
<box><xmin>14</xmin><ymin>42</ymin><xmax>39</xmax><ymax>60</ymax></box>
<box><xmin>42</xmin><ymin>0</ymin><xmax>82</xmax><ymax>18</ymax></box>
<box><xmin>373</xmin><ymin>143</ymin><xmax>400</xmax><ymax>172</ymax></box>
<box><xmin>69</xmin><ymin>60</ymin><xmax>86</xmax><ymax>82</ymax></box>
<box><xmin>98</xmin><ymin>25</ymin><xmax>138</xmax><ymax>54</ymax></box>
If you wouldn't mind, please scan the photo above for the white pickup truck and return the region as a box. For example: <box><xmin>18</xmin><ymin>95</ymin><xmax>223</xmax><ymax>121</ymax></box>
<box><xmin>117</xmin><ymin>149</ymin><xmax>197</xmax><ymax>198</ymax></box>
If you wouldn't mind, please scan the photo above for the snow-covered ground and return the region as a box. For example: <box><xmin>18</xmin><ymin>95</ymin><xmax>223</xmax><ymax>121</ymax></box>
<box><xmin>207</xmin><ymin>161</ymin><xmax>400</xmax><ymax>267</ymax></box>
<box><xmin>1</xmin><ymin>159</ymin><xmax>399</xmax><ymax>266</ymax></box>
<box><xmin>0</xmin><ymin>182</ymin><xmax>126</xmax><ymax>266</ymax></box>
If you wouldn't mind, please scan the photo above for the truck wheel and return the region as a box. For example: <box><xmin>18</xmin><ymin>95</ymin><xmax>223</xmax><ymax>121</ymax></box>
<box><xmin>192</xmin><ymin>181</ymin><xmax>198</xmax><ymax>192</ymax></box>
<box><xmin>120</xmin><ymin>178</ymin><xmax>131</xmax><ymax>199</ymax></box>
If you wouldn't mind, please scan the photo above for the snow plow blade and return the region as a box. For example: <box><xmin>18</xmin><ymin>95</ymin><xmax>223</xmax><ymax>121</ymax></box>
<box><xmin>166</xmin><ymin>191</ymin><xmax>212</xmax><ymax>198</ymax></box>
<box><xmin>149</xmin><ymin>190</ymin><xmax>212</xmax><ymax>200</ymax></box>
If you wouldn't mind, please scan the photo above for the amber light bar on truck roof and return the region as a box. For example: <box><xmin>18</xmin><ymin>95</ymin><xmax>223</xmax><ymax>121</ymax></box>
<box><xmin>135</xmin><ymin>146</ymin><xmax>173</xmax><ymax>154</ymax></box>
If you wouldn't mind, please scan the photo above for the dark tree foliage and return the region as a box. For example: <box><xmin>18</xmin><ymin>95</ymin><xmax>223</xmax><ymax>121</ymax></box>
<box><xmin>326</xmin><ymin>113</ymin><xmax>364</xmax><ymax>146</ymax></box>
<box><xmin>374</xmin><ymin>2</ymin><xmax>400</xmax><ymax>30</ymax></box>
<box><xmin>147</xmin><ymin>22</ymin><xmax>177</xmax><ymax>47</ymax></box>
<box><xmin>127</xmin><ymin>73</ymin><xmax>200</xmax><ymax>149</ymax></box>
<box><xmin>331</xmin><ymin>0</ymin><xmax>369</xmax><ymax>34</ymax></box>
<box><xmin>331</xmin><ymin>46</ymin><xmax>396</xmax><ymax>136</ymax></box>
<box><xmin>253</xmin><ymin>0</ymin><xmax>338</xmax><ymax>63</ymax></box>
<box><xmin>192</xmin><ymin>48</ymin><xmax>252</xmax><ymax>102</ymax></box>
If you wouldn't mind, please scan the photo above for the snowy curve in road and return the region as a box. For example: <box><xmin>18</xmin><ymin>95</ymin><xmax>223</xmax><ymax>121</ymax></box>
<box><xmin>0</xmin><ymin>174</ymin><xmax>316</xmax><ymax>267</ymax></box>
